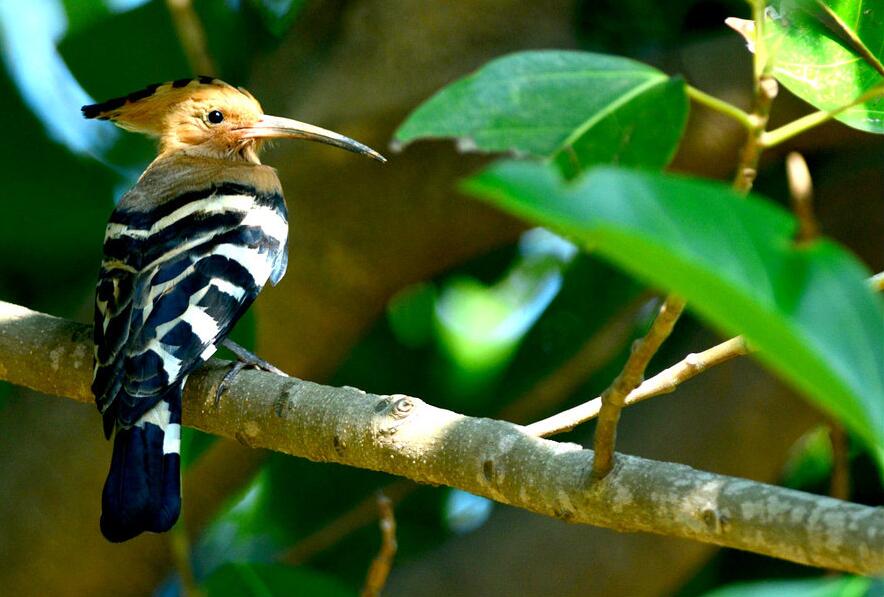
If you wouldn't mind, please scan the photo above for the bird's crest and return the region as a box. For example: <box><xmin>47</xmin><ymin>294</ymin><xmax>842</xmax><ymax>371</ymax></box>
<box><xmin>81</xmin><ymin>76</ymin><xmax>261</xmax><ymax>137</ymax></box>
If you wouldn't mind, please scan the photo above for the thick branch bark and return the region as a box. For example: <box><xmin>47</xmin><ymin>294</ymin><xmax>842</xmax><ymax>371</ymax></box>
<box><xmin>1</xmin><ymin>300</ymin><xmax>882</xmax><ymax>575</ymax></box>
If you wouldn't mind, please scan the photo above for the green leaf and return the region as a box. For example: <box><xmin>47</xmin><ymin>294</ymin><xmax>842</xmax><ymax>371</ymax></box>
<box><xmin>766</xmin><ymin>0</ymin><xmax>884</xmax><ymax>133</ymax></box>
<box><xmin>699</xmin><ymin>576</ymin><xmax>872</xmax><ymax>597</ymax></box>
<box><xmin>203</xmin><ymin>562</ymin><xmax>352</xmax><ymax>597</ymax></box>
<box><xmin>464</xmin><ymin>162</ymin><xmax>884</xmax><ymax>453</ymax></box>
<box><xmin>395</xmin><ymin>50</ymin><xmax>688</xmax><ymax>175</ymax></box>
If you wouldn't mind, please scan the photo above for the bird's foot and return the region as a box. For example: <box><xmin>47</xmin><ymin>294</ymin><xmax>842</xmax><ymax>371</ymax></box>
<box><xmin>214</xmin><ymin>339</ymin><xmax>288</xmax><ymax>406</ymax></box>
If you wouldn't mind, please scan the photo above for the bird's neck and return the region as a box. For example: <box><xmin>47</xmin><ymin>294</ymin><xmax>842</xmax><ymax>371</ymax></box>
<box><xmin>139</xmin><ymin>153</ymin><xmax>281</xmax><ymax>193</ymax></box>
<box><xmin>157</xmin><ymin>140</ymin><xmax>263</xmax><ymax>165</ymax></box>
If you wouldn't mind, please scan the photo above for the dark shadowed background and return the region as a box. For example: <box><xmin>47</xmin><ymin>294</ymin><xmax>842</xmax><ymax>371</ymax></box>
<box><xmin>0</xmin><ymin>1</ymin><xmax>881</xmax><ymax>595</ymax></box>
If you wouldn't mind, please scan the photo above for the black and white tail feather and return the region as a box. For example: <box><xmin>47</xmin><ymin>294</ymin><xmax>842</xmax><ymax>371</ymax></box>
<box><xmin>93</xmin><ymin>174</ymin><xmax>287</xmax><ymax>542</ymax></box>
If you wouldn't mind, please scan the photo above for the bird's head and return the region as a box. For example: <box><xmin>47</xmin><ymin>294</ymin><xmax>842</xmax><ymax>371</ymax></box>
<box><xmin>82</xmin><ymin>77</ymin><xmax>385</xmax><ymax>164</ymax></box>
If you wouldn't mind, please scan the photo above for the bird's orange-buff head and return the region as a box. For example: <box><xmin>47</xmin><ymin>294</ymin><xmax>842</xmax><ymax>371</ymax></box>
<box><xmin>82</xmin><ymin>77</ymin><xmax>385</xmax><ymax>164</ymax></box>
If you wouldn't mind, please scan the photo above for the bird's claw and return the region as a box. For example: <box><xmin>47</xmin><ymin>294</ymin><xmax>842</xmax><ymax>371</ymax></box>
<box><xmin>214</xmin><ymin>361</ymin><xmax>247</xmax><ymax>407</ymax></box>
<box><xmin>213</xmin><ymin>339</ymin><xmax>288</xmax><ymax>407</ymax></box>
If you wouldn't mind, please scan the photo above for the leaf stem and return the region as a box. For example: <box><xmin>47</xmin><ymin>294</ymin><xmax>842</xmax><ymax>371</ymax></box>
<box><xmin>762</xmin><ymin>84</ymin><xmax>884</xmax><ymax>148</ymax></box>
<box><xmin>686</xmin><ymin>85</ymin><xmax>753</xmax><ymax>129</ymax></box>
<box><xmin>762</xmin><ymin>110</ymin><xmax>833</xmax><ymax>148</ymax></box>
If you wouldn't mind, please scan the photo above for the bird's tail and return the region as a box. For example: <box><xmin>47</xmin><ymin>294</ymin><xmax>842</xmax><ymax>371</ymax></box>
<box><xmin>100</xmin><ymin>387</ymin><xmax>182</xmax><ymax>543</ymax></box>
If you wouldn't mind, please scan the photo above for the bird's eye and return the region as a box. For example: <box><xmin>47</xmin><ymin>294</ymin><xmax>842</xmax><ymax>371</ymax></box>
<box><xmin>207</xmin><ymin>110</ymin><xmax>224</xmax><ymax>124</ymax></box>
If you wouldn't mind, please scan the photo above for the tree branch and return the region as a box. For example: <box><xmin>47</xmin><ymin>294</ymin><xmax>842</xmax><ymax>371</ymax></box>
<box><xmin>1</xmin><ymin>300</ymin><xmax>882</xmax><ymax>575</ymax></box>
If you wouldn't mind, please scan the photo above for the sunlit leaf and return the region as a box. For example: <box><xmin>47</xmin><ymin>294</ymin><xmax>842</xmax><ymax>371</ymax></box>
<box><xmin>464</xmin><ymin>162</ymin><xmax>884</xmax><ymax>454</ymax></box>
<box><xmin>765</xmin><ymin>0</ymin><xmax>884</xmax><ymax>133</ymax></box>
<box><xmin>434</xmin><ymin>232</ymin><xmax>575</xmax><ymax>400</ymax></box>
<box><xmin>395</xmin><ymin>50</ymin><xmax>688</xmax><ymax>175</ymax></box>
<box><xmin>699</xmin><ymin>576</ymin><xmax>872</xmax><ymax>597</ymax></box>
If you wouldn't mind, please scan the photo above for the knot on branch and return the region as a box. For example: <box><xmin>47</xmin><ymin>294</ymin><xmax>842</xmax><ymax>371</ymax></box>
<box><xmin>374</xmin><ymin>394</ymin><xmax>421</xmax><ymax>439</ymax></box>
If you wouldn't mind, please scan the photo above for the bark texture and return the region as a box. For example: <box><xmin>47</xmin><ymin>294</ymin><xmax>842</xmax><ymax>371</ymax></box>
<box><xmin>2</xmin><ymin>301</ymin><xmax>882</xmax><ymax>577</ymax></box>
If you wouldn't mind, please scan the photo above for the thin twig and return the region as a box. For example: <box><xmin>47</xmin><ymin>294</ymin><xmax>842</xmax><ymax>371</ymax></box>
<box><xmin>591</xmin><ymin>296</ymin><xmax>686</xmax><ymax>478</ymax></box>
<box><xmin>360</xmin><ymin>493</ymin><xmax>398</xmax><ymax>597</ymax></box>
<box><xmin>786</xmin><ymin>152</ymin><xmax>818</xmax><ymax>243</ymax></box>
<box><xmin>165</xmin><ymin>0</ymin><xmax>216</xmax><ymax>75</ymax></box>
<box><xmin>281</xmin><ymin>480</ymin><xmax>414</xmax><ymax>566</ymax></box>
<box><xmin>528</xmin><ymin>336</ymin><xmax>750</xmax><ymax>438</ymax></box>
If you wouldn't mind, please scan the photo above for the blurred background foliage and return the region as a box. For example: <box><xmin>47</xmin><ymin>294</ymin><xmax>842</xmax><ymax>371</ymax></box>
<box><xmin>0</xmin><ymin>1</ymin><xmax>881</xmax><ymax>596</ymax></box>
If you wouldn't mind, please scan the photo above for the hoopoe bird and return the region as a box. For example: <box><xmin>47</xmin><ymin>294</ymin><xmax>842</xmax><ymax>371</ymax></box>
<box><xmin>83</xmin><ymin>77</ymin><xmax>384</xmax><ymax>542</ymax></box>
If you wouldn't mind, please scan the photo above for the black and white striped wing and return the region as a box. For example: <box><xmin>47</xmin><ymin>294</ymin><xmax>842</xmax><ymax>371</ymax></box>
<box><xmin>92</xmin><ymin>184</ymin><xmax>288</xmax><ymax>433</ymax></box>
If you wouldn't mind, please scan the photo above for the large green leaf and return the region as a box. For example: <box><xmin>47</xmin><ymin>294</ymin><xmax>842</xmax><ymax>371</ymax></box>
<box><xmin>766</xmin><ymin>0</ymin><xmax>884</xmax><ymax>132</ymax></box>
<box><xmin>395</xmin><ymin>50</ymin><xmax>688</xmax><ymax>175</ymax></box>
<box><xmin>464</xmin><ymin>162</ymin><xmax>884</xmax><ymax>453</ymax></box>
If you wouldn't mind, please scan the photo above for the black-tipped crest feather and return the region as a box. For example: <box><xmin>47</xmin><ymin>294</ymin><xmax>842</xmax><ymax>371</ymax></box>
<box><xmin>81</xmin><ymin>76</ymin><xmax>233</xmax><ymax>120</ymax></box>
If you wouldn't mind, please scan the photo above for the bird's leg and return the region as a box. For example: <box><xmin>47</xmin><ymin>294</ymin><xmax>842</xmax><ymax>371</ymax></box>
<box><xmin>215</xmin><ymin>339</ymin><xmax>287</xmax><ymax>405</ymax></box>
<box><xmin>221</xmin><ymin>339</ymin><xmax>287</xmax><ymax>375</ymax></box>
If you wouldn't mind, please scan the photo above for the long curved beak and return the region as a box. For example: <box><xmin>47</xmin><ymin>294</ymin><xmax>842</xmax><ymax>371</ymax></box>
<box><xmin>239</xmin><ymin>115</ymin><xmax>386</xmax><ymax>163</ymax></box>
